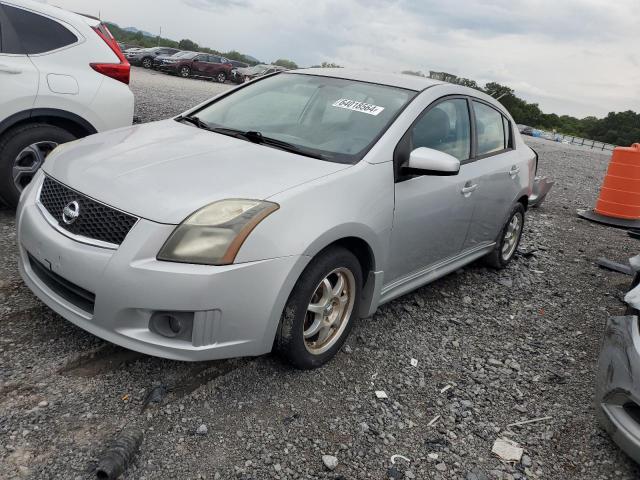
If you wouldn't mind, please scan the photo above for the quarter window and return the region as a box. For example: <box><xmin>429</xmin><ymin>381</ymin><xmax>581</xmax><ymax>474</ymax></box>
<box><xmin>3</xmin><ymin>5</ymin><xmax>77</xmax><ymax>54</ymax></box>
<box><xmin>411</xmin><ymin>98</ymin><xmax>471</xmax><ymax>161</ymax></box>
<box><xmin>473</xmin><ymin>101</ymin><xmax>506</xmax><ymax>155</ymax></box>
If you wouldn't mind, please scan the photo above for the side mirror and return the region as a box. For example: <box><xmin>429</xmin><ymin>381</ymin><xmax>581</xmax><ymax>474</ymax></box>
<box><xmin>405</xmin><ymin>147</ymin><xmax>460</xmax><ymax>176</ymax></box>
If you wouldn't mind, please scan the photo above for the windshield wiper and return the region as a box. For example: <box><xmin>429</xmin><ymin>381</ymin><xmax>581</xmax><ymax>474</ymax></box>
<box><xmin>176</xmin><ymin>115</ymin><xmax>212</xmax><ymax>130</ymax></box>
<box><xmin>209</xmin><ymin>127</ymin><xmax>326</xmax><ymax>160</ymax></box>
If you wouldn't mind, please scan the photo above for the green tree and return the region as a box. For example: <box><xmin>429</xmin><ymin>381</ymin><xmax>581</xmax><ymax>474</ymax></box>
<box><xmin>273</xmin><ymin>58</ymin><xmax>298</xmax><ymax>69</ymax></box>
<box><xmin>178</xmin><ymin>38</ymin><xmax>198</xmax><ymax>51</ymax></box>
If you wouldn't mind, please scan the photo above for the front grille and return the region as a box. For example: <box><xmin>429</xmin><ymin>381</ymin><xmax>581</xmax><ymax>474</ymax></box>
<box><xmin>39</xmin><ymin>176</ymin><xmax>137</xmax><ymax>246</ymax></box>
<box><xmin>28</xmin><ymin>253</ymin><xmax>95</xmax><ymax>314</ymax></box>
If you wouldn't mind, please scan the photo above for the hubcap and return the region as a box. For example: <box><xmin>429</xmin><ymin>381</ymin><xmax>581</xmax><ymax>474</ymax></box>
<box><xmin>181</xmin><ymin>68</ymin><xmax>189</xmax><ymax>77</ymax></box>
<box><xmin>501</xmin><ymin>212</ymin><xmax>523</xmax><ymax>261</ymax></box>
<box><xmin>13</xmin><ymin>141</ymin><xmax>58</xmax><ymax>192</ymax></box>
<box><xmin>218</xmin><ymin>73</ymin><xmax>225</xmax><ymax>82</ymax></box>
<box><xmin>303</xmin><ymin>267</ymin><xmax>355</xmax><ymax>355</ymax></box>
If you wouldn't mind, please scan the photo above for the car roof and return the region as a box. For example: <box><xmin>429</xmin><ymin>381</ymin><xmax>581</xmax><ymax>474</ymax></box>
<box><xmin>291</xmin><ymin>68</ymin><xmax>444</xmax><ymax>91</ymax></box>
<box><xmin>5</xmin><ymin>0</ymin><xmax>101</xmax><ymax>27</ymax></box>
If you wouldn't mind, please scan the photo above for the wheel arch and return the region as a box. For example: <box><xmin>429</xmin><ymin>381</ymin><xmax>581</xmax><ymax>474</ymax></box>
<box><xmin>517</xmin><ymin>194</ymin><xmax>529</xmax><ymax>211</ymax></box>
<box><xmin>301</xmin><ymin>226</ymin><xmax>382</xmax><ymax>319</ymax></box>
<box><xmin>0</xmin><ymin>109</ymin><xmax>97</xmax><ymax>139</ymax></box>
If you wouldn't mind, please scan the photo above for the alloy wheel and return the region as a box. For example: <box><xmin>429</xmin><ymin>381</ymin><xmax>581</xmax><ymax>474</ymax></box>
<box><xmin>217</xmin><ymin>73</ymin><xmax>226</xmax><ymax>83</ymax></box>
<box><xmin>181</xmin><ymin>67</ymin><xmax>190</xmax><ymax>77</ymax></box>
<box><xmin>303</xmin><ymin>267</ymin><xmax>356</xmax><ymax>355</ymax></box>
<box><xmin>13</xmin><ymin>141</ymin><xmax>58</xmax><ymax>192</ymax></box>
<box><xmin>501</xmin><ymin>212</ymin><xmax>523</xmax><ymax>261</ymax></box>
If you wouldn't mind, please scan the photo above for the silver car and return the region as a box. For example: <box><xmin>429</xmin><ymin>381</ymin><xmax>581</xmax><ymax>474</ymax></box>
<box><xmin>17</xmin><ymin>69</ymin><xmax>535</xmax><ymax>369</ymax></box>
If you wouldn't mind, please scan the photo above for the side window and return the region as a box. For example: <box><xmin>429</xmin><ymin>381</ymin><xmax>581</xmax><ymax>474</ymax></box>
<box><xmin>473</xmin><ymin>101</ymin><xmax>506</xmax><ymax>155</ymax></box>
<box><xmin>3</xmin><ymin>5</ymin><xmax>77</xmax><ymax>54</ymax></box>
<box><xmin>411</xmin><ymin>98</ymin><xmax>471</xmax><ymax>161</ymax></box>
<box><xmin>194</xmin><ymin>54</ymin><xmax>207</xmax><ymax>62</ymax></box>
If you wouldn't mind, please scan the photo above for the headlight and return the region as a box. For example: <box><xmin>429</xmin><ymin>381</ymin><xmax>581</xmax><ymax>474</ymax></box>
<box><xmin>157</xmin><ymin>199</ymin><xmax>279</xmax><ymax>265</ymax></box>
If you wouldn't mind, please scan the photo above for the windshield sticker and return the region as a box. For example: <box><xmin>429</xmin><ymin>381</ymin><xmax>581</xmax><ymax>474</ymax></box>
<box><xmin>332</xmin><ymin>99</ymin><xmax>385</xmax><ymax>116</ymax></box>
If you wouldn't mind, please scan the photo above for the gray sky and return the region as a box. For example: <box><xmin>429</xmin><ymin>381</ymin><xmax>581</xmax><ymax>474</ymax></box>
<box><xmin>49</xmin><ymin>0</ymin><xmax>640</xmax><ymax>118</ymax></box>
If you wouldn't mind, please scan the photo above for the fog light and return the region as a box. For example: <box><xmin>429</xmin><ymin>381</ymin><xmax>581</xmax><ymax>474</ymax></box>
<box><xmin>149</xmin><ymin>311</ymin><xmax>194</xmax><ymax>341</ymax></box>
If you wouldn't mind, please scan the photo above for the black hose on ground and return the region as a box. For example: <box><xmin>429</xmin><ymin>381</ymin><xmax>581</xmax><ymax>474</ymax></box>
<box><xmin>95</xmin><ymin>427</ymin><xmax>143</xmax><ymax>480</ymax></box>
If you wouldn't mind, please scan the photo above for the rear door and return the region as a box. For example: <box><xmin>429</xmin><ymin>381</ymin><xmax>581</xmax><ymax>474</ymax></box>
<box><xmin>462</xmin><ymin>99</ymin><xmax>525</xmax><ymax>248</ymax></box>
<box><xmin>0</xmin><ymin>3</ymin><xmax>39</xmax><ymax>121</ymax></box>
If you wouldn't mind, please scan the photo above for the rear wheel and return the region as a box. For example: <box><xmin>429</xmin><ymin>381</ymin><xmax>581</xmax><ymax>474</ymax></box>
<box><xmin>142</xmin><ymin>57</ymin><xmax>153</xmax><ymax>69</ymax></box>
<box><xmin>275</xmin><ymin>247</ymin><xmax>362</xmax><ymax>369</ymax></box>
<box><xmin>216</xmin><ymin>72</ymin><xmax>227</xmax><ymax>83</ymax></box>
<box><xmin>180</xmin><ymin>66</ymin><xmax>191</xmax><ymax>78</ymax></box>
<box><xmin>485</xmin><ymin>203</ymin><xmax>525</xmax><ymax>269</ymax></box>
<box><xmin>0</xmin><ymin>123</ymin><xmax>75</xmax><ymax>207</ymax></box>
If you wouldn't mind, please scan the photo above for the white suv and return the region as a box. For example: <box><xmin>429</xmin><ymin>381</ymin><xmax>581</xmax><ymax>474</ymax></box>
<box><xmin>0</xmin><ymin>0</ymin><xmax>134</xmax><ymax>207</ymax></box>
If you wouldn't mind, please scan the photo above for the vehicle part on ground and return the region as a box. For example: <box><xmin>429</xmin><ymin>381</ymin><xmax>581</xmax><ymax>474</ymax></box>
<box><xmin>529</xmin><ymin>176</ymin><xmax>554</xmax><ymax>207</ymax></box>
<box><xmin>0</xmin><ymin>123</ymin><xmax>75</xmax><ymax>206</ymax></box>
<box><xmin>578</xmin><ymin>144</ymin><xmax>640</xmax><ymax>230</ymax></box>
<box><xmin>95</xmin><ymin>427</ymin><xmax>143</xmax><ymax>480</ymax></box>
<box><xmin>596</xmin><ymin>257</ymin><xmax>634</xmax><ymax>276</ymax></box>
<box><xmin>275</xmin><ymin>247</ymin><xmax>362</xmax><ymax>369</ymax></box>
<box><xmin>485</xmin><ymin>203</ymin><xmax>525</xmax><ymax>268</ymax></box>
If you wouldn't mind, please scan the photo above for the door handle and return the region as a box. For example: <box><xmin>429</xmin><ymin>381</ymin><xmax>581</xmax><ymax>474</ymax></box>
<box><xmin>0</xmin><ymin>64</ymin><xmax>21</xmax><ymax>74</ymax></box>
<box><xmin>461</xmin><ymin>184</ymin><xmax>478</xmax><ymax>196</ymax></box>
<box><xmin>509</xmin><ymin>165</ymin><xmax>521</xmax><ymax>177</ymax></box>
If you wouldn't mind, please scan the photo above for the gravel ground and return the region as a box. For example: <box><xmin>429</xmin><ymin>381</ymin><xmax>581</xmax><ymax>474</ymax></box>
<box><xmin>1</xmin><ymin>67</ymin><xmax>639</xmax><ymax>479</ymax></box>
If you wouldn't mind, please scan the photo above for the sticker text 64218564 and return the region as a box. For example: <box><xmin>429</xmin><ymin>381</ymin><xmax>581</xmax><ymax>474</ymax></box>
<box><xmin>331</xmin><ymin>99</ymin><xmax>385</xmax><ymax>116</ymax></box>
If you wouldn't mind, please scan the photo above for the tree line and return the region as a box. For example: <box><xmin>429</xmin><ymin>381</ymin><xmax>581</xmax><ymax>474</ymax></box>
<box><xmin>403</xmin><ymin>70</ymin><xmax>639</xmax><ymax>146</ymax></box>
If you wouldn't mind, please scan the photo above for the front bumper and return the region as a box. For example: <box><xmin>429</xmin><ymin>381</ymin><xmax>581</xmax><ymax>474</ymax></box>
<box><xmin>596</xmin><ymin>256</ymin><xmax>640</xmax><ymax>462</ymax></box>
<box><xmin>17</xmin><ymin>177</ymin><xmax>308</xmax><ymax>361</ymax></box>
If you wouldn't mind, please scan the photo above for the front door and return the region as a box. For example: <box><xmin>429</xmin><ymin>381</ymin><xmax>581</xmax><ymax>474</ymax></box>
<box><xmin>387</xmin><ymin>97</ymin><xmax>480</xmax><ymax>283</ymax></box>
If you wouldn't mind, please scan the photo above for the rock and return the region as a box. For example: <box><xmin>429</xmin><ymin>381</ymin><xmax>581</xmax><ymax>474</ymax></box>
<box><xmin>492</xmin><ymin>438</ymin><xmax>523</xmax><ymax>462</ymax></box>
<box><xmin>498</xmin><ymin>278</ymin><xmax>513</xmax><ymax>288</ymax></box>
<box><xmin>463</xmin><ymin>296</ymin><xmax>472</xmax><ymax>304</ymax></box>
<box><xmin>274</xmin><ymin>463</ymin><xmax>282</xmax><ymax>472</ymax></box>
<box><xmin>343</xmin><ymin>345</ymin><xmax>353</xmax><ymax>354</ymax></box>
<box><xmin>196</xmin><ymin>424</ymin><xmax>208</xmax><ymax>435</ymax></box>
<box><xmin>521</xmin><ymin>454</ymin><xmax>532</xmax><ymax>467</ymax></box>
<box><xmin>322</xmin><ymin>454</ymin><xmax>338</xmax><ymax>471</ymax></box>
<box><xmin>435</xmin><ymin>462</ymin><xmax>447</xmax><ymax>472</ymax></box>
<box><xmin>38</xmin><ymin>400</ymin><xmax>49</xmax><ymax>408</ymax></box>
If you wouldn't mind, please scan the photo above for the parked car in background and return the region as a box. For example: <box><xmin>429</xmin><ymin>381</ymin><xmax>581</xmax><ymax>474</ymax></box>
<box><xmin>517</xmin><ymin>124</ymin><xmax>534</xmax><ymax>136</ymax></box>
<box><xmin>126</xmin><ymin>46</ymin><xmax>180</xmax><ymax>68</ymax></box>
<box><xmin>0</xmin><ymin>0</ymin><xmax>133</xmax><ymax>207</ymax></box>
<box><xmin>158</xmin><ymin>52</ymin><xmax>232</xmax><ymax>82</ymax></box>
<box><xmin>227</xmin><ymin>59</ymin><xmax>248</xmax><ymax>69</ymax></box>
<box><xmin>16</xmin><ymin>69</ymin><xmax>535</xmax><ymax>368</ymax></box>
<box><xmin>152</xmin><ymin>50</ymin><xmax>190</xmax><ymax>69</ymax></box>
<box><xmin>234</xmin><ymin>64</ymin><xmax>287</xmax><ymax>83</ymax></box>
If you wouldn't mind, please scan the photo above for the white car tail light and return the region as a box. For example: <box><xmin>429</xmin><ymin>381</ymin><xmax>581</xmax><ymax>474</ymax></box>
<box><xmin>90</xmin><ymin>23</ymin><xmax>130</xmax><ymax>85</ymax></box>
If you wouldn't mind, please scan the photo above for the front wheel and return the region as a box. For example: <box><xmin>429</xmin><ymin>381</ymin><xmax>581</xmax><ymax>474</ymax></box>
<box><xmin>485</xmin><ymin>203</ymin><xmax>525</xmax><ymax>269</ymax></box>
<box><xmin>0</xmin><ymin>123</ymin><xmax>75</xmax><ymax>207</ymax></box>
<box><xmin>180</xmin><ymin>66</ymin><xmax>191</xmax><ymax>78</ymax></box>
<box><xmin>275</xmin><ymin>247</ymin><xmax>362</xmax><ymax>369</ymax></box>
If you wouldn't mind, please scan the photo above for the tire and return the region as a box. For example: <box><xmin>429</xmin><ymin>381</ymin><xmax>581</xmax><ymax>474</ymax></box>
<box><xmin>142</xmin><ymin>57</ymin><xmax>153</xmax><ymax>69</ymax></box>
<box><xmin>275</xmin><ymin>246</ymin><xmax>362</xmax><ymax>369</ymax></box>
<box><xmin>485</xmin><ymin>202</ymin><xmax>525</xmax><ymax>269</ymax></box>
<box><xmin>180</xmin><ymin>66</ymin><xmax>191</xmax><ymax>78</ymax></box>
<box><xmin>216</xmin><ymin>72</ymin><xmax>227</xmax><ymax>83</ymax></box>
<box><xmin>0</xmin><ymin>123</ymin><xmax>76</xmax><ymax>208</ymax></box>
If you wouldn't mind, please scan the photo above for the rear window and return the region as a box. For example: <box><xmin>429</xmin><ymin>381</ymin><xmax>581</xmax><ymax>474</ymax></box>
<box><xmin>3</xmin><ymin>4</ymin><xmax>77</xmax><ymax>54</ymax></box>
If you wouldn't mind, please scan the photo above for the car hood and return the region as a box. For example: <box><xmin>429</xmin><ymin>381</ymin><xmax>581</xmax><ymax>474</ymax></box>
<box><xmin>43</xmin><ymin>120</ymin><xmax>350</xmax><ymax>224</ymax></box>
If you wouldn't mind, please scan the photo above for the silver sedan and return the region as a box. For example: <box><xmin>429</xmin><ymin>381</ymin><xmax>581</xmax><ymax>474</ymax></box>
<box><xmin>17</xmin><ymin>69</ymin><xmax>536</xmax><ymax>368</ymax></box>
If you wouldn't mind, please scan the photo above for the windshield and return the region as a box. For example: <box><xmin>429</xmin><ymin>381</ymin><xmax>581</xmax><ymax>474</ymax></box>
<box><xmin>175</xmin><ymin>51</ymin><xmax>197</xmax><ymax>59</ymax></box>
<box><xmin>193</xmin><ymin>73</ymin><xmax>416</xmax><ymax>163</ymax></box>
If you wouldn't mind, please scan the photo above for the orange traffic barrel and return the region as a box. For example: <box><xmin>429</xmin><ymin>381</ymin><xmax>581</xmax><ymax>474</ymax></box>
<box><xmin>578</xmin><ymin>143</ymin><xmax>640</xmax><ymax>230</ymax></box>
